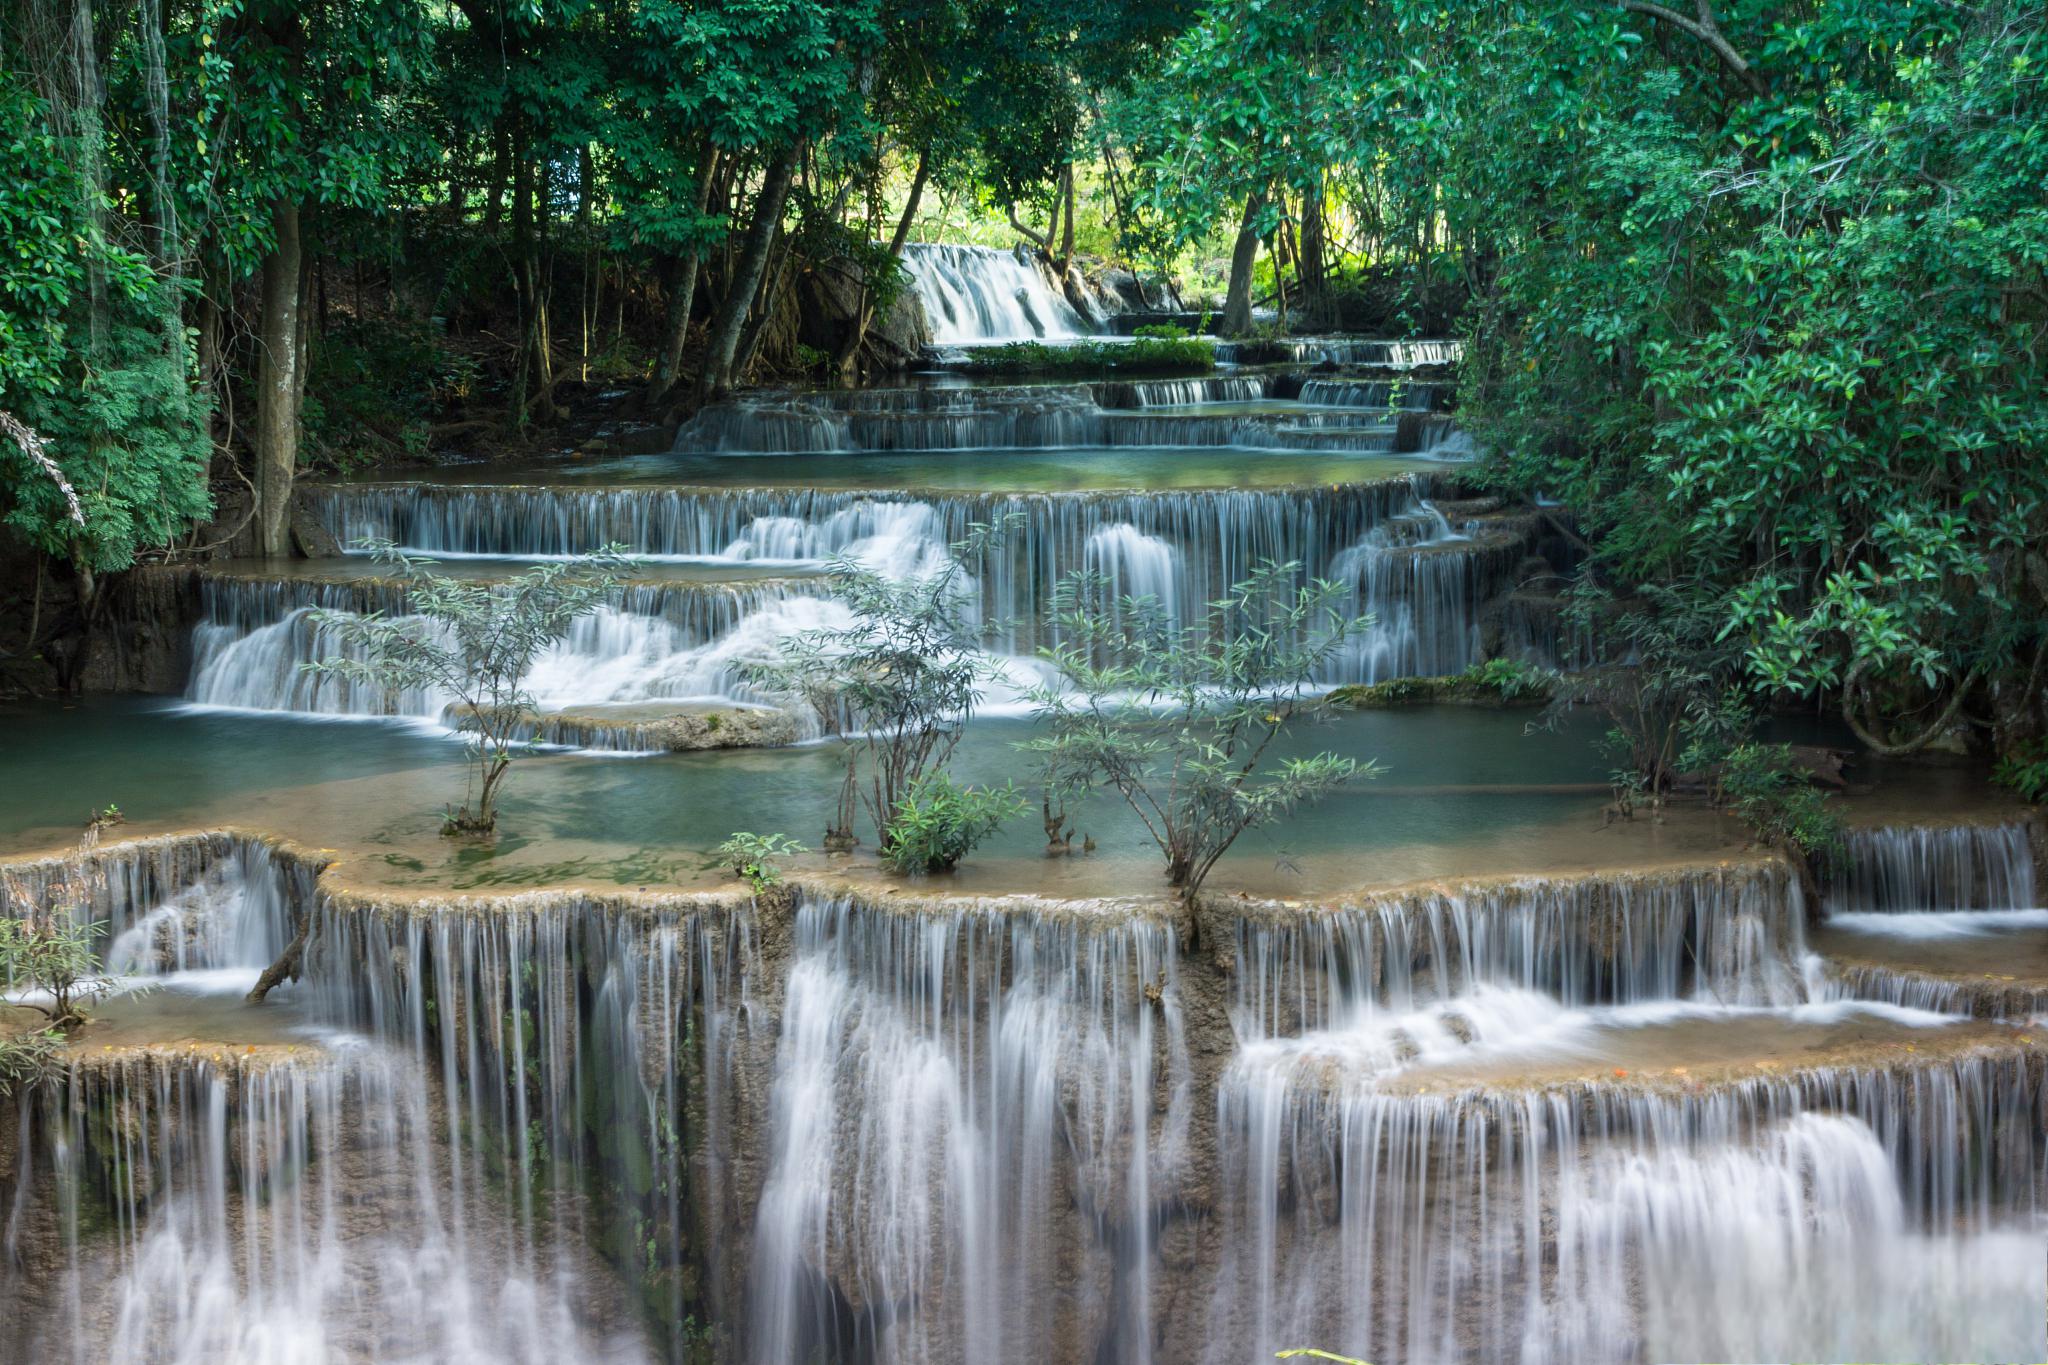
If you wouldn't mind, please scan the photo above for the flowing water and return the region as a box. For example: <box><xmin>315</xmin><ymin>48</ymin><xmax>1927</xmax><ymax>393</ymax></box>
<box><xmin>899</xmin><ymin>244</ymin><xmax>1091</xmax><ymax>343</ymax></box>
<box><xmin>2</xmin><ymin>257</ymin><xmax>2040</xmax><ymax>1364</ymax></box>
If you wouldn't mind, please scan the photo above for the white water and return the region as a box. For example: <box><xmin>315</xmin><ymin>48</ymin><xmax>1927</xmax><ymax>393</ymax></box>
<box><xmin>899</xmin><ymin>243</ymin><xmax>1091</xmax><ymax>343</ymax></box>
<box><xmin>750</xmin><ymin>898</ymin><xmax>1186</xmax><ymax>1365</ymax></box>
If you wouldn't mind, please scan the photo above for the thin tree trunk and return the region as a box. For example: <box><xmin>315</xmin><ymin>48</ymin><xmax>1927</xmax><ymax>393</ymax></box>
<box><xmin>1057</xmin><ymin>163</ymin><xmax>1076</xmax><ymax>272</ymax></box>
<box><xmin>698</xmin><ymin>144</ymin><xmax>797</xmax><ymax>401</ymax></box>
<box><xmin>651</xmin><ymin>145</ymin><xmax>721</xmax><ymax>400</ymax></box>
<box><xmin>483</xmin><ymin>122</ymin><xmax>509</xmax><ymax>235</ymax></box>
<box><xmin>833</xmin><ymin>148</ymin><xmax>928</xmax><ymax>381</ymax></box>
<box><xmin>578</xmin><ymin>143</ymin><xmax>594</xmax><ymax>382</ymax></box>
<box><xmin>254</xmin><ymin>199</ymin><xmax>304</xmax><ymax>556</ymax></box>
<box><xmin>1221</xmin><ymin>189</ymin><xmax>1266</xmax><ymax>336</ymax></box>
<box><xmin>1300</xmin><ymin>180</ymin><xmax>1327</xmax><ymax>324</ymax></box>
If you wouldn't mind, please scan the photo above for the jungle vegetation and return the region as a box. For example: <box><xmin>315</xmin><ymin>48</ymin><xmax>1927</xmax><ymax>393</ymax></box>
<box><xmin>0</xmin><ymin>0</ymin><xmax>2041</xmax><ymax>783</ymax></box>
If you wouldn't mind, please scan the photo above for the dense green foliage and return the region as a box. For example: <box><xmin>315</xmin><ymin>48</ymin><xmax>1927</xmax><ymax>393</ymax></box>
<box><xmin>1129</xmin><ymin>0</ymin><xmax>2048</xmax><ymax>769</ymax></box>
<box><xmin>0</xmin><ymin>83</ymin><xmax>210</xmax><ymax>575</ymax></box>
<box><xmin>879</xmin><ymin>774</ymin><xmax>1026</xmax><ymax>875</ymax></box>
<box><xmin>0</xmin><ymin>0</ymin><xmax>1190</xmax><ymax>622</ymax></box>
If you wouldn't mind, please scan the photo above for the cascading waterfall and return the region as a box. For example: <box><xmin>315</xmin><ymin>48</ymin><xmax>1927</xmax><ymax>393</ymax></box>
<box><xmin>1805</xmin><ymin>820</ymin><xmax>2046</xmax><ymax>1017</ymax></box>
<box><xmin>749</xmin><ymin>896</ymin><xmax>1186</xmax><ymax>1365</ymax></box>
<box><xmin>1318</xmin><ymin>494</ymin><xmax>1497</xmax><ymax>683</ymax></box>
<box><xmin>1187</xmin><ymin>857</ymin><xmax>2048</xmax><ymax>1365</ymax></box>
<box><xmin>302</xmin><ymin>893</ymin><xmax>760</xmax><ymax>1358</ymax></box>
<box><xmin>1229</xmin><ymin>862</ymin><xmax>1811</xmax><ymax>1034</ymax></box>
<box><xmin>308</xmin><ymin>481</ymin><xmax>1423</xmax><ymax>614</ymax></box>
<box><xmin>4</xmin><ymin>832</ymin><xmax>2045</xmax><ymax>1364</ymax></box>
<box><xmin>1197</xmin><ymin>1055</ymin><xmax>2045</xmax><ymax>1365</ymax></box>
<box><xmin>184</xmin><ymin>572</ymin><xmax>817</xmax><ymax>731</ymax></box>
<box><xmin>1297</xmin><ymin>378</ymin><xmax>1447</xmax><ymax>411</ymax></box>
<box><xmin>674</xmin><ymin>377</ymin><xmax>1429</xmax><ymax>456</ymax></box>
<box><xmin>898</xmin><ymin>244</ymin><xmax>1090</xmax><ymax>343</ymax></box>
<box><xmin>287</xmin><ymin>478</ymin><xmax>1518</xmax><ymax>699</ymax></box>
<box><xmin>9</xmin><ymin>1049</ymin><xmax>648</xmax><ymax>1365</ymax></box>
<box><xmin>0</xmin><ymin>832</ymin><xmax>310</xmax><ymax>980</ymax></box>
<box><xmin>1824</xmin><ymin>822</ymin><xmax>2036</xmax><ymax>911</ymax></box>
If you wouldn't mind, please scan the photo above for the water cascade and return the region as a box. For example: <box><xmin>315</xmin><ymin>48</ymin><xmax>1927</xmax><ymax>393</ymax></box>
<box><xmin>3</xmin><ymin>833</ymin><xmax>2044</xmax><ymax>1364</ymax></box>
<box><xmin>1186</xmin><ymin>856</ymin><xmax>2047</xmax><ymax>1365</ymax></box>
<box><xmin>1824</xmin><ymin>821</ymin><xmax>2036</xmax><ymax>911</ymax></box>
<box><xmin>1807</xmin><ymin>820</ymin><xmax>2048</xmax><ymax>1017</ymax></box>
<box><xmin>749</xmin><ymin>896</ymin><xmax>1186</xmax><ymax>1365</ymax></box>
<box><xmin>898</xmin><ymin>244</ymin><xmax>1091</xmax><ymax>344</ymax></box>
<box><xmin>673</xmin><ymin>378</ymin><xmax>1443</xmax><ymax>456</ymax></box>
<box><xmin>185</xmin><ymin>572</ymin><xmax>811</xmax><ymax>734</ymax></box>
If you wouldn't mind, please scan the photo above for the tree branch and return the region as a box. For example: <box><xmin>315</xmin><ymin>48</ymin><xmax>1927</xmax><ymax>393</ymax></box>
<box><xmin>1621</xmin><ymin>0</ymin><xmax>1767</xmax><ymax>94</ymax></box>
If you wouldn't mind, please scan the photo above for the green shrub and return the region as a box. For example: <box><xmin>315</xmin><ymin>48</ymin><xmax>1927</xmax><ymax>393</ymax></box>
<box><xmin>1716</xmin><ymin>742</ymin><xmax>1842</xmax><ymax>860</ymax></box>
<box><xmin>879</xmin><ymin>775</ymin><xmax>1025</xmax><ymax>875</ymax></box>
<box><xmin>964</xmin><ymin>336</ymin><xmax>1215</xmax><ymax>376</ymax></box>
<box><xmin>1993</xmin><ymin>744</ymin><xmax>2048</xmax><ymax>804</ymax></box>
<box><xmin>1461</xmin><ymin>657</ymin><xmax>1556</xmax><ymax>702</ymax></box>
<box><xmin>718</xmin><ymin>831</ymin><xmax>806</xmax><ymax>893</ymax></box>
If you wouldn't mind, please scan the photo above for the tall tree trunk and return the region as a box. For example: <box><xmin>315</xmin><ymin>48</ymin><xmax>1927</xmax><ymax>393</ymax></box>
<box><xmin>833</xmin><ymin>148</ymin><xmax>929</xmax><ymax>382</ymax></box>
<box><xmin>1057</xmin><ymin>163</ymin><xmax>1076</xmax><ymax>272</ymax></box>
<box><xmin>577</xmin><ymin>143</ymin><xmax>595</xmax><ymax>381</ymax></box>
<box><xmin>1221</xmin><ymin>189</ymin><xmax>1266</xmax><ymax>337</ymax></box>
<box><xmin>483</xmin><ymin>122</ymin><xmax>509</xmax><ymax>235</ymax></box>
<box><xmin>651</xmin><ymin>145</ymin><xmax>721</xmax><ymax>401</ymax></box>
<box><xmin>1300</xmin><ymin>180</ymin><xmax>1327</xmax><ymax>325</ymax></box>
<box><xmin>254</xmin><ymin>199</ymin><xmax>304</xmax><ymax>556</ymax></box>
<box><xmin>698</xmin><ymin>145</ymin><xmax>797</xmax><ymax>402</ymax></box>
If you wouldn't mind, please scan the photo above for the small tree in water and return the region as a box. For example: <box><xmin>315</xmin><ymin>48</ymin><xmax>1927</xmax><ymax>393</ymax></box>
<box><xmin>748</xmin><ymin>519</ymin><xmax>1015</xmax><ymax>857</ymax></box>
<box><xmin>1025</xmin><ymin>561</ymin><xmax>1376</xmax><ymax>902</ymax></box>
<box><xmin>306</xmin><ymin>539</ymin><xmax>628</xmax><ymax>834</ymax></box>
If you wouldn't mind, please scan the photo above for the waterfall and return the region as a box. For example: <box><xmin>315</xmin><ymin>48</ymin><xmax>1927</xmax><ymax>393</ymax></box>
<box><xmin>899</xmin><ymin>244</ymin><xmax>1091</xmax><ymax>343</ymax></box>
<box><xmin>184</xmin><ymin>572</ymin><xmax>816</xmax><ymax>730</ymax></box>
<box><xmin>749</xmin><ymin>895</ymin><xmax>1186</xmax><ymax>1365</ymax></box>
<box><xmin>1825</xmin><ymin>822</ymin><xmax>2036</xmax><ymax>911</ymax></box>
<box><xmin>1198</xmin><ymin>1061</ymin><xmax>2044</xmax><ymax>1364</ymax></box>
<box><xmin>1082</xmin><ymin>524</ymin><xmax>1184</xmax><ymax>635</ymax></box>
<box><xmin>277</xmin><ymin>478</ymin><xmax>1517</xmax><ymax>699</ymax></box>
<box><xmin>4</xmin><ymin>833</ymin><xmax>2045</xmax><ymax>1364</ymax></box>
<box><xmin>0</xmin><ymin>831</ymin><xmax>310</xmax><ymax>978</ymax></box>
<box><xmin>1318</xmin><ymin>493</ymin><xmax>1502</xmax><ymax>683</ymax></box>
<box><xmin>10</xmin><ymin>1049</ymin><xmax>649</xmax><ymax>1364</ymax></box>
<box><xmin>1298</xmin><ymin>379</ymin><xmax>1447</xmax><ymax>411</ymax></box>
<box><xmin>675</xmin><ymin>379</ymin><xmax>1421</xmax><ymax>456</ymax></box>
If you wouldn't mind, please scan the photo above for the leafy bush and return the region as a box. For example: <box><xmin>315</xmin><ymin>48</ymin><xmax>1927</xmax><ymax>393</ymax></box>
<box><xmin>878</xmin><ymin>775</ymin><xmax>1025</xmax><ymax>875</ymax></box>
<box><xmin>306</xmin><ymin>540</ymin><xmax>629</xmax><ymax>834</ymax></box>
<box><xmin>719</xmin><ymin>831</ymin><xmax>806</xmax><ymax>893</ymax></box>
<box><xmin>0</xmin><ymin>1026</ymin><xmax>62</xmax><ymax>1095</ymax></box>
<box><xmin>1462</xmin><ymin>657</ymin><xmax>1555</xmax><ymax>702</ymax></box>
<box><xmin>1716</xmin><ymin>742</ymin><xmax>1842</xmax><ymax>860</ymax></box>
<box><xmin>965</xmin><ymin>335</ymin><xmax>1214</xmax><ymax>376</ymax></box>
<box><xmin>1993</xmin><ymin>745</ymin><xmax>2048</xmax><ymax>805</ymax></box>
<box><xmin>0</xmin><ymin>914</ymin><xmax>108</xmax><ymax>1030</ymax></box>
<box><xmin>1542</xmin><ymin>584</ymin><xmax>1744</xmax><ymax>801</ymax></box>
<box><xmin>1027</xmin><ymin>560</ymin><xmax>1376</xmax><ymax>901</ymax></box>
<box><xmin>747</xmin><ymin>519</ymin><xmax>1013</xmax><ymax>853</ymax></box>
